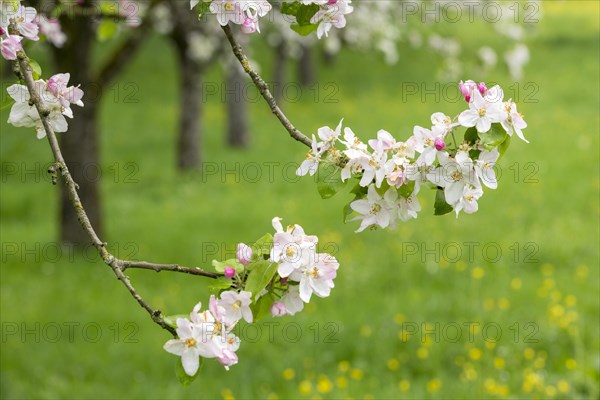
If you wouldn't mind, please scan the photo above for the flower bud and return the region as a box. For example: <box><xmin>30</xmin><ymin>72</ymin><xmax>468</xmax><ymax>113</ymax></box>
<box><xmin>0</xmin><ymin>27</ymin><xmax>5</xmax><ymax>36</ymax></box>
<box><xmin>224</xmin><ymin>267</ymin><xmax>236</xmax><ymax>279</ymax></box>
<box><xmin>434</xmin><ymin>138</ymin><xmax>446</xmax><ymax>151</ymax></box>
<box><xmin>241</xmin><ymin>17</ymin><xmax>258</xmax><ymax>34</ymax></box>
<box><xmin>236</xmin><ymin>243</ymin><xmax>252</xmax><ymax>265</ymax></box>
<box><xmin>279</xmin><ymin>277</ymin><xmax>288</xmax><ymax>285</ymax></box>
<box><xmin>459</xmin><ymin>80</ymin><xmax>477</xmax><ymax>103</ymax></box>
<box><xmin>270</xmin><ymin>302</ymin><xmax>287</xmax><ymax>317</ymax></box>
<box><xmin>477</xmin><ymin>82</ymin><xmax>488</xmax><ymax>95</ymax></box>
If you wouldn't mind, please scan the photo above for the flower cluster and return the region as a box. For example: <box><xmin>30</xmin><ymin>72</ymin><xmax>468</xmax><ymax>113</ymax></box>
<box><xmin>0</xmin><ymin>2</ymin><xmax>38</xmax><ymax>59</ymax></box>
<box><xmin>6</xmin><ymin>74</ymin><xmax>84</xmax><ymax>139</ymax></box>
<box><xmin>296</xmin><ymin>80</ymin><xmax>529</xmax><ymax>232</ymax></box>
<box><xmin>164</xmin><ymin>217</ymin><xmax>339</xmax><ymax>377</ymax></box>
<box><xmin>189</xmin><ymin>0</ymin><xmax>353</xmax><ymax>37</ymax></box>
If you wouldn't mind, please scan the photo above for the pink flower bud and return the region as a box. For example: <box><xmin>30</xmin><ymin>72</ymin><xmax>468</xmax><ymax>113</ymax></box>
<box><xmin>236</xmin><ymin>243</ymin><xmax>252</xmax><ymax>265</ymax></box>
<box><xmin>280</xmin><ymin>277</ymin><xmax>288</xmax><ymax>285</ymax></box>
<box><xmin>459</xmin><ymin>80</ymin><xmax>477</xmax><ymax>103</ymax></box>
<box><xmin>434</xmin><ymin>138</ymin><xmax>446</xmax><ymax>151</ymax></box>
<box><xmin>241</xmin><ymin>18</ymin><xmax>258</xmax><ymax>34</ymax></box>
<box><xmin>327</xmin><ymin>0</ymin><xmax>338</xmax><ymax>4</ymax></box>
<box><xmin>270</xmin><ymin>302</ymin><xmax>287</xmax><ymax>317</ymax></box>
<box><xmin>224</xmin><ymin>267</ymin><xmax>236</xmax><ymax>279</ymax></box>
<box><xmin>477</xmin><ymin>82</ymin><xmax>487</xmax><ymax>95</ymax></box>
<box><xmin>0</xmin><ymin>27</ymin><xmax>6</xmax><ymax>36</ymax></box>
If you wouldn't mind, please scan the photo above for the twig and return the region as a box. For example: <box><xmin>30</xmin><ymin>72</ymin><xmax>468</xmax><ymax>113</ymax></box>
<box><xmin>121</xmin><ymin>261</ymin><xmax>220</xmax><ymax>278</ymax></box>
<box><xmin>9</xmin><ymin>21</ymin><xmax>220</xmax><ymax>337</ymax></box>
<box><xmin>220</xmin><ymin>24</ymin><xmax>312</xmax><ymax>148</ymax></box>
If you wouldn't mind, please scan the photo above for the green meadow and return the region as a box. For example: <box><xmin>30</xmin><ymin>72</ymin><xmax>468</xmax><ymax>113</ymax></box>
<box><xmin>1</xmin><ymin>2</ymin><xmax>598</xmax><ymax>398</ymax></box>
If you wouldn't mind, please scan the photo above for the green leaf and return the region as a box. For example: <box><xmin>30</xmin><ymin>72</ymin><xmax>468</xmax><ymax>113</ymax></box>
<box><xmin>28</xmin><ymin>59</ymin><xmax>42</xmax><ymax>80</ymax></box>
<box><xmin>290</xmin><ymin>23</ymin><xmax>319</xmax><ymax>36</ymax></box>
<box><xmin>316</xmin><ymin>163</ymin><xmax>346</xmax><ymax>199</ymax></box>
<box><xmin>296</xmin><ymin>3</ymin><xmax>320</xmax><ymax>25</ymax></box>
<box><xmin>479</xmin><ymin>123</ymin><xmax>508</xmax><ymax>150</ymax></box>
<box><xmin>196</xmin><ymin>1</ymin><xmax>212</xmax><ymax>16</ymax></box>
<box><xmin>281</xmin><ymin>1</ymin><xmax>301</xmax><ymax>16</ymax></box>
<box><xmin>497</xmin><ymin>134</ymin><xmax>511</xmax><ymax>162</ymax></box>
<box><xmin>245</xmin><ymin>262</ymin><xmax>278</xmax><ymax>300</ymax></box>
<box><xmin>163</xmin><ymin>314</ymin><xmax>188</xmax><ymax>329</ymax></box>
<box><xmin>208</xmin><ymin>277</ymin><xmax>234</xmax><ymax>294</ymax></box>
<box><xmin>212</xmin><ymin>259</ymin><xmax>243</xmax><ymax>273</ymax></box>
<box><xmin>250</xmin><ymin>293</ymin><xmax>275</xmax><ymax>322</ymax></box>
<box><xmin>397</xmin><ymin>181</ymin><xmax>416</xmax><ymax>199</ymax></box>
<box><xmin>464</xmin><ymin>127</ymin><xmax>479</xmax><ymax>145</ymax></box>
<box><xmin>434</xmin><ymin>188</ymin><xmax>453</xmax><ymax>216</ymax></box>
<box><xmin>343</xmin><ymin>181</ymin><xmax>368</xmax><ymax>223</ymax></box>
<box><xmin>97</xmin><ymin>20</ymin><xmax>118</xmax><ymax>42</ymax></box>
<box><xmin>175</xmin><ymin>357</ymin><xmax>202</xmax><ymax>386</ymax></box>
<box><xmin>251</xmin><ymin>233</ymin><xmax>273</xmax><ymax>260</ymax></box>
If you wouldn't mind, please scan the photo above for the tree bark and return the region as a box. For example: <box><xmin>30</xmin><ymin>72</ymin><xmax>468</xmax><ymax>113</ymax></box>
<box><xmin>273</xmin><ymin>40</ymin><xmax>287</xmax><ymax>104</ymax></box>
<box><xmin>52</xmin><ymin>11</ymin><xmax>101</xmax><ymax>245</ymax></box>
<box><xmin>226</xmin><ymin>59</ymin><xmax>249</xmax><ymax>148</ymax></box>
<box><xmin>174</xmin><ymin>43</ymin><xmax>203</xmax><ymax>170</ymax></box>
<box><xmin>298</xmin><ymin>43</ymin><xmax>315</xmax><ymax>87</ymax></box>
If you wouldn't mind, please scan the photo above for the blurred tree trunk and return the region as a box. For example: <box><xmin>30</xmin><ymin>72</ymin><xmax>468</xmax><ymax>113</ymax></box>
<box><xmin>298</xmin><ymin>43</ymin><xmax>315</xmax><ymax>87</ymax></box>
<box><xmin>167</xmin><ymin>2</ymin><xmax>206</xmax><ymax>170</ymax></box>
<box><xmin>273</xmin><ymin>40</ymin><xmax>287</xmax><ymax>104</ymax></box>
<box><xmin>226</xmin><ymin>58</ymin><xmax>249</xmax><ymax>148</ymax></box>
<box><xmin>48</xmin><ymin>1</ymin><xmax>159</xmax><ymax>244</ymax></box>
<box><xmin>52</xmin><ymin>12</ymin><xmax>102</xmax><ymax>245</ymax></box>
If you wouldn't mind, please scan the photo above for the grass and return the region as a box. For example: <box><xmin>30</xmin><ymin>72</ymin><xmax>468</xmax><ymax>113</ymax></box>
<box><xmin>1</xmin><ymin>2</ymin><xmax>599</xmax><ymax>399</ymax></box>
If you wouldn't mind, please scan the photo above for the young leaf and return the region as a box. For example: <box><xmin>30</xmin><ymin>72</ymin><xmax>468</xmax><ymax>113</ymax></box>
<box><xmin>296</xmin><ymin>3</ymin><xmax>320</xmax><ymax>25</ymax></box>
<box><xmin>316</xmin><ymin>163</ymin><xmax>346</xmax><ymax>199</ymax></box>
<box><xmin>208</xmin><ymin>277</ymin><xmax>234</xmax><ymax>294</ymax></box>
<box><xmin>479</xmin><ymin>123</ymin><xmax>508</xmax><ymax>150</ymax></box>
<box><xmin>175</xmin><ymin>357</ymin><xmax>202</xmax><ymax>386</ymax></box>
<box><xmin>245</xmin><ymin>262</ymin><xmax>278</xmax><ymax>300</ymax></box>
<box><xmin>251</xmin><ymin>233</ymin><xmax>273</xmax><ymax>259</ymax></box>
<box><xmin>497</xmin><ymin>135</ymin><xmax>511</xmax><ymax>162</ymax></box>
<box><xmin>290</xmin><ymin>23</ymin><xmax>319</xmax><ymax>36</ymax></box>
<box><xmin>434</xmin><ymin>188</ymin><xmax>453</xmax><ymax>216</ymax></box>
<box><xmin>163</xmin><ymin>314</ymin><xmax>188</xmax><ymax>329</ymax></box>
<box><xmin>464</xmin><ymin>127</ymin><xmax>479</xmax><ymax>145</ymax></box>
<box><xmin>281</xmin><ymin>1</ymin><xmax>301</xmax><ymax>16</ymax></box>
<box><xmin>250</xmin><ymin>293</ymin><xmax>275</xmax><ymax>322</ymax></box>
<box><xmin>28</xmin><ymin>59</ymin><xmax>42</xmax><ymax>80</ymax></box>
<box><xmin>397</xmin><ymin>181</ymin><xmax>416</xmax><ymax>199</ymax></box>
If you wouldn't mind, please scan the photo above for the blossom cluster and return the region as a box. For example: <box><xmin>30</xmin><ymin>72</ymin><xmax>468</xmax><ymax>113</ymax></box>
<box><xmin>1</xmin><ymin>0</ymin><xmax>66</xmax><ymax>58</ymax></box>
<box><xmin>6</xmin><ymin>74</ymin><xmax>84</xmax><ymax>139</ymax></box>
<box><xmin>164</xmin><ymin>217</ymin><xmax>339</xmax><ymax>377</ymax></box>
<box><xmin>296</xmin><ymin>80</ymin><xmax>528</xmax><ymax>232</ymax></box>
<box><xmin>2</xmin><ymin>2</ymin><xmax>82</xmax><ymax>137</ymax></box>
<box><xmin>190</xmin><ymin>0</ymin><xmax>353</xmax><ymax>37</ymax></box>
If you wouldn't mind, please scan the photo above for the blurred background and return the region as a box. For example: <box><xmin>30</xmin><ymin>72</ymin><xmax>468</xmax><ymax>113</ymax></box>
<box><xmin>1</xmin><ymin>1</ymin><xmax>598</xmax><ymax>398</ymax></box>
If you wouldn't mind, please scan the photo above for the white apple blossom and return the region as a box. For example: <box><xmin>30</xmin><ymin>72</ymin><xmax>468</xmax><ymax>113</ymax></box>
<box><xmin>458</xmin><ymin>89</ymin><xmax>506</xmax><ymax>133</ymax></box>
<box><xmin>427</xmin><ymin>151</ymin><xmax>480</xmax><ymax>206</ymax></box>
<box><xmin>217</xmin><ymin>290</ymin><xmax>253</xmax><ymax>324</ymax></box>
<box><xmin>296</xmin><ymin>135</ymin><xmax>322</xmax><ymax>177</ymax></box>
<box><xmin>311</xmin><ymin>0</ymin><xmax>354</xmax><ymax>39</ymax></box>
<box><xmin>290</xmin><ymin>253</ymin><xmax>339</xmax><ymax>303</ymax></box>
<box><xmin>453</xmin><ymin>185</ymin><xmax>484</xmax><ymax>217</ymax></box>
<box><xmin>475</xmin><ymin>149</ymin><xmax>500</xmax><ymax>189</ymax></box>
<box><xmin>280</xmin><ymin>285</ymin><xmax>304</xmax><ymax>315</ymax></box>
<box><xmin>350</xmin><ymin>184</ymin><xmax>396</xmax><ymax>232</ymax></box>
<box><xmin>501</xmin><ymin>100</ymin><xmax>529</xmax><ymax>143</ymax></box>
<box><xmin>270</xmin><ymin>217</ymin><xmax>317</xmax><ymax>278</ymax></box>
<box><xmin>395</xmin><ymin>193</ymin><xmax>421</xmax><ymax>222</ymax></box>
<box><xmin>1</xmin><ymin>4</ymin><xmax>39</xmax><ymax>40</ymax></box>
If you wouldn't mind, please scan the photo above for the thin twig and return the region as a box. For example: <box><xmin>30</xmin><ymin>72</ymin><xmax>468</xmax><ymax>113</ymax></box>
<box><xmin>121</xmin><ymin>261</ymin><xmax>220</xmax><ymax>278</ymax></box>
<box><xmin>9</xmin><ymin>20</ymin><xmax>221</xmax><ymax>336</ymax></box>
<box><xmin>220</xmin><ymin>24</ymin><xmax>312</xmax><ymax>148</ymax></box>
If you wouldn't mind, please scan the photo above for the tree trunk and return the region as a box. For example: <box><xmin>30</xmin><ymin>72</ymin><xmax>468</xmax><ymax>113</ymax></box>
<box><xmin>298</xmin><ymin>44</ymin><xmax>315</xmax><ymax>87</ymax></box>
<box><xmin>174</xmin><ymin>43</ymin><xmax>203</xmax><ymax>170</ymax></box>
<box><xmin>52</xmin><ymin>12</ymin><xmax>101</xmax><ymax>245</ymax></box>
<box><xmin>273</xmin><ymin>41</ymin><xmax>287</xmax><ymax>104</ymax></box>
<box><xmin>226</xmin><ymin>60</ymin><xmax>249</xmax><ymax>148</ymax></box>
